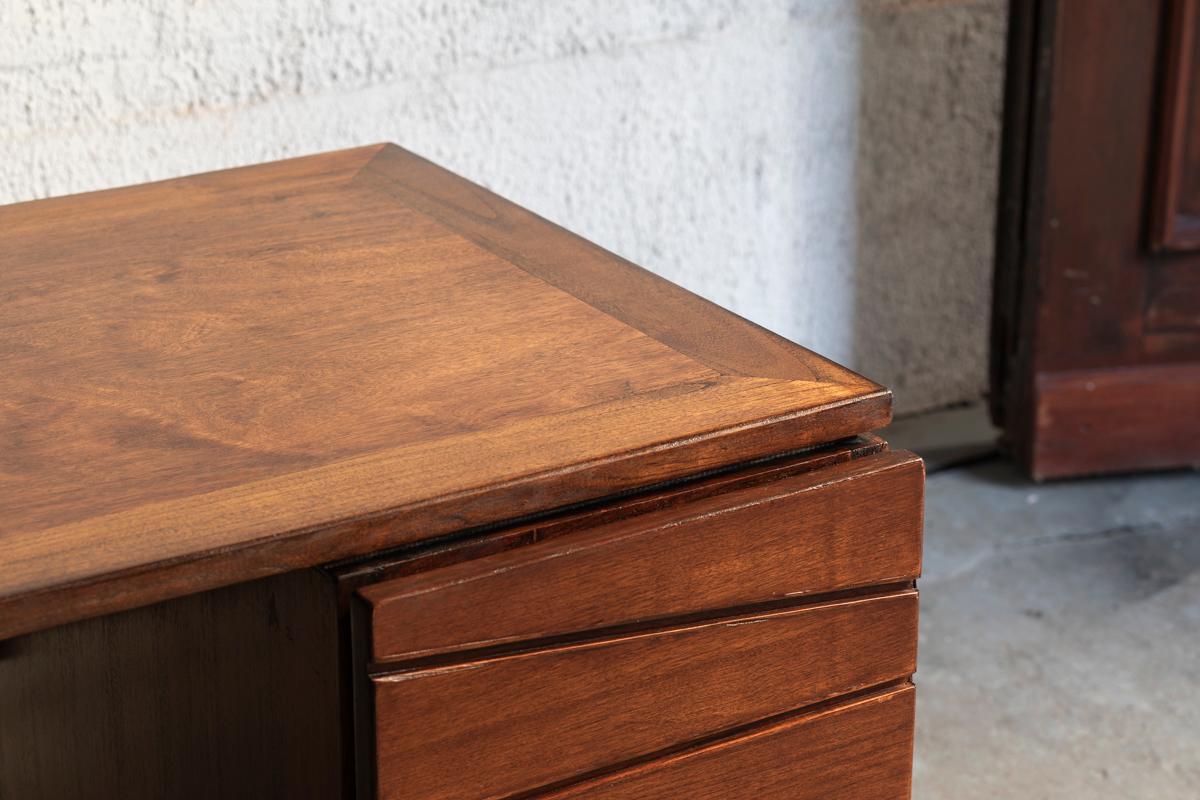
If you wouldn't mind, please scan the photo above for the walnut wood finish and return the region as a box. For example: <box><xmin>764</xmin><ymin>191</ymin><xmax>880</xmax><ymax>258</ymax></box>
<box><xmin>0</xmin><ymin>440</ymin><xmax>918</xmax><ymax>800</ymax></box>
<box><xmin>0</xmin><ymin>148</ymin><xmax>919</xmax><ymax>800</ymax></box>
<box><xmin>992</xmin><ymin>0</ymin><xmax>1200</xmax><ymax>478</ymax></box>
<box><xmin>362</xmin><ymin>450</ymin><xmax>924</xmax><ymax>662</ymax></box>
<box><xmin>335</xmin><ymin>434</ymin><xmax>889</xmax><ymax>593</ymax></box>
<box><xmin>371</xmin><ymin>590</ymin><xmax>917</xmax><ymax>800</ymax></box>
<box><xmin>0</xmin><ymin>570</ymin><xmax>346</xmax><ymax>799</ymax></box>
<box><xmin>0</xmin><ymin>144</ymin><xmax>890</xmax><ymax>641</ymax></box>
<box><xmin>544</xmin><ymin>684</ymin><xmax>915</xmax><ymax>800</ymax></box>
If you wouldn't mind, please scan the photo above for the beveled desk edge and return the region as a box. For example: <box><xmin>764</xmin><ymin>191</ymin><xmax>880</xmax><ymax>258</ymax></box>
<box><xmin>0</xmin><ymin>144</ymin><xmax>891</xmax><ymax>641</ymax></box>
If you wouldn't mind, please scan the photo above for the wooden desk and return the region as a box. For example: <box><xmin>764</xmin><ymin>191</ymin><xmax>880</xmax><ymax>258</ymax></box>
<box><xmin>0</xmin><ymin>145</ymin><xmax>923</xmax><ymax>799</ymax></box>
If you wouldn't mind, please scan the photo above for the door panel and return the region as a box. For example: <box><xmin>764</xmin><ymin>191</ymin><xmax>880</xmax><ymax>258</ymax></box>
<box><xmin>992</xmin><ymin>0</ymin><xmax>1200</xmax><ymax>478</ymax></box>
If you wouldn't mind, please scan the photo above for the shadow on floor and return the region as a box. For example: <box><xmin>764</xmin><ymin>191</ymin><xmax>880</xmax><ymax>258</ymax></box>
<box><xmin>908</xmin><ymin>410</ymin><xmax>1200</xmax><ymax>799</ymax></box>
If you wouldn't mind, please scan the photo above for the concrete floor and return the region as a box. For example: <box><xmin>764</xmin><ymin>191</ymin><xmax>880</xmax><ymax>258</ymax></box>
<box><xmin>893</xmin><ymin>410</ymin><xmax>1200</xmax><ymax>798</ymax></box>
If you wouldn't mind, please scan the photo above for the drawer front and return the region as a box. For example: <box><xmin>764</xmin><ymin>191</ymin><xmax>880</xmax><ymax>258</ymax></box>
<box><xmin>372</xmin><ymin>590</ymin><xmax>917</xmax><ymax>800</ymax></box>
<box><xmin>545</xmin><ymin>684</ymin><xmax>916</xmax><ymax>800</ymax></box>
<box><xmin>361</xmin><ymin>451</ymin><xmax>923</xmax><ymax>662</ymax></box>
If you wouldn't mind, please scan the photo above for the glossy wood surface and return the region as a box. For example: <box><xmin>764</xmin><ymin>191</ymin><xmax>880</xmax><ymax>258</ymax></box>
<box><xmin>0</xmin><ymin>144</ymin><xmax>889</xmax><ymax>640</ymax></box>
<box><xmin>335</xmin><ymin>435</ymin><xmax>888</xmax><ymax>592</ymax></box>
<box><xmin>363</xmin><ymin>450</ymin><xmax>923</xmax><ymax>661</ymax></box>
<box><xmin>544</xmin><ymin>684</ymin><xmax>915</xmax><ymax>800</ymax></box>
<box><xmin>0</xmin><ymin>570</ymin><xmax>346</xmax><ymax>799</ymax></box>
<box><xmin>371</xmin><ymin>590</ymin><xmax>917</xmax><ymax>800</ymax></box>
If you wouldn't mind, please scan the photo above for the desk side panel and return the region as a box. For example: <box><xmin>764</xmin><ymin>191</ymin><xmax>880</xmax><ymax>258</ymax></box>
<box><xmin>0</xmin><ymin>569</ymin><xmax>347</xmax><ymax>800</ymax></box>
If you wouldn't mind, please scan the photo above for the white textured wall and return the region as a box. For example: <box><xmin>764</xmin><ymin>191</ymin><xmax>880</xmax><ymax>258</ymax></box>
<box><xmin>0</xmin><ymin>0</ymin><xmax>1007</xmax><ymax>413</ymax></box>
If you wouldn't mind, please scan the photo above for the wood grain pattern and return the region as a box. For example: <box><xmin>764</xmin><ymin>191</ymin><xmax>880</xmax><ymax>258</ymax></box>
<box><xmin>362</xmin><ymin>450</ymin><xmax>924</xmax><ymax>661</ymax></box>
<box><xmin>335</xmin><ymin>434</ymin><xmax>889</xmax><ymax>592</ymax></box>
<box><xmin>371</xmin><ymin>590</ymin><xmax>917</xmax><ymax>800</ymax></box>
<box><xmin>1033</xmin><ymin>363</ymin><xmax>1200</xmax><ymax>477</ymax></box>
<box><xmin>543</xmin><ymin>683</ymin><xmax>915</xmax><ymax>800</ymax></box>
<box><xmin>0</xmin><ymin>144</ymin><xmax>889</xmax><ymax>640</ymax></box>
<box><xmin>0</xmin><ymin>569</ymin><xmax>346</xmax><ymax>799</ymax></box>
<box><xmin>1022</xmin><ymin>0</ymin><xmax>1167</xmax><ymax>370</ymax></box>
<box><xmin>991</xmin><ymin>0</ymin><xmax>1200</xmax><ymax>477</ymax></box>
<box><xmin>354</xmin><ymin>145</ymin><xmax>856</xmax><ymax>383</ymax></box>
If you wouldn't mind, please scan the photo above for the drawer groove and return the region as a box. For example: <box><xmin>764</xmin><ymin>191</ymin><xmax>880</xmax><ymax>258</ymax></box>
<box><xmin>372</xmin><ymin>589</ymin><xmax>917</xmax><ymax>800</ymax></box>
<box><xmin>367</xmin><ymin>580</ymin><xmax>914</xmax><ymax>676</ymax></box>
<box><xmin>362</xmin><ymin>451</ymin><xmax>924</xmax><ymax>663</ymax></box>
<box><xmin>536</xmin><ymin>683</ymin><xmax>916</xmax><ymax>800</ymax></box>
<box><xmin>335</xmin><ymin>435</ymin><xmax>886</xmax><ymax>590</ymax></box>
<box><xmin>506</xmin><ymin>679</ymin><xmax>913</xmax><ymax>800</ymax></box>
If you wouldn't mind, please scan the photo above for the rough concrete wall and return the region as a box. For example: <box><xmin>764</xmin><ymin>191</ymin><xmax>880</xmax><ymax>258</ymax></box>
<box><xmin>0</xmin><ymin>0</ymin><xmax>1007</xmax><ymax>414</ymax></box>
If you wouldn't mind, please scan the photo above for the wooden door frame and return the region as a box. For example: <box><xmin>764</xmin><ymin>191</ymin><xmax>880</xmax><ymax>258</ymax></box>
<box><xmin>990</xmin><ymin>0</ymin><xmax>1200</xmax><ymax>479</ymax></box>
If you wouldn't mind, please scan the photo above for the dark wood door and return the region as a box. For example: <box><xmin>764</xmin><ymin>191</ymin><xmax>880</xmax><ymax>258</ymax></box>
<box><xmin>992</xmin><ymin>0</ymin><xmax>1200</xmax><ymax>479</ymax></box>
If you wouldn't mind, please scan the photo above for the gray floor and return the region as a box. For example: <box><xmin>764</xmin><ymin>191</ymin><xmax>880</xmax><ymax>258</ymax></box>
<box><xmin>884</xmin><ymin>406</ymin><xmax>1200</xmax><ymax>799</ymax></box>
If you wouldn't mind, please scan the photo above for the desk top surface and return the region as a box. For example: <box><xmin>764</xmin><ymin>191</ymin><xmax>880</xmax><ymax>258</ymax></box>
<box><xmin>0</xmin><ymin>144</ymin><xmax>888</xmax><ymax>638</ymax></box>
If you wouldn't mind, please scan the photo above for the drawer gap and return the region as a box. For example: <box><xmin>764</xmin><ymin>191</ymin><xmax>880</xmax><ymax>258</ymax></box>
<box><xmin>369</xmin><ymin>580</ymin><xmax>915</xmax><ymax>677</ymax></box>
<box><xmin>504</xmin><ymin>679</ymin><xmax>915</xmax><ymax>800</ymax></box>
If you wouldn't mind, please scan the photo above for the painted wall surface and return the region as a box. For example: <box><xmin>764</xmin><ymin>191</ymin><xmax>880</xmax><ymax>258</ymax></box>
<box><xmin>1</xmin><ymin>0</ymin><xmax>1007</xmax><ymax>413</ymax></box>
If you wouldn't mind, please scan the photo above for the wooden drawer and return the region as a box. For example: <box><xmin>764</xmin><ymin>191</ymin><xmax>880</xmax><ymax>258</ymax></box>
<box><xmin>359</xmin><ymin>451</ymin><xmax>923</xmax><ymax>662</ymax></box>
<box><xmin>544</xmin><ymin>684</ymin><xmax>916</xmax><ymax>799</ymax></box>
<box><xmin>370</xmin><ymin>590</ymin><xmax>917</xmax><ymax>800</ymax></box>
